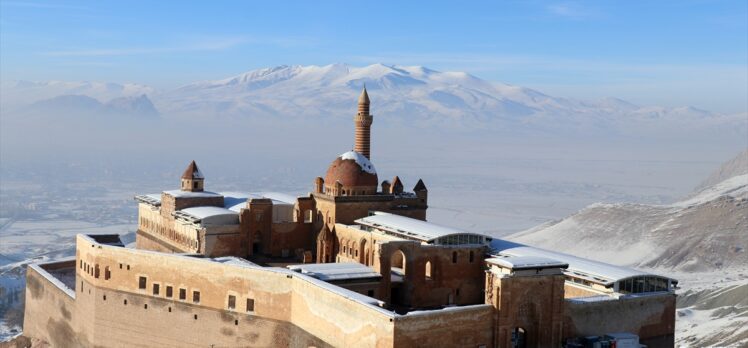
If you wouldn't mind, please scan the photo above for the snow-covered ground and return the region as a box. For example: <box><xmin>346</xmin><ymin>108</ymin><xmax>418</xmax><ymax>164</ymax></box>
<box><xmin>508</xmin><ymin>151</ymin><xmax>748</xmax><ymax>347</ymax></box>
<box><xmin>672</xmin><ymin>270</ymin><xmax>748</xmax><ymax>347</ymax></box>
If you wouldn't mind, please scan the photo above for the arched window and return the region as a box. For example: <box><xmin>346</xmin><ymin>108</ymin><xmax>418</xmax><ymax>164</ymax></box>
<box><xmin>391</xmin><ymin>250</ymin><xmax>406</xmax><ymax>274</ymax></box>
<box><xmin>425</xmin><ymin>261</ymin><xmax>434</xmax><ymax>280</ymax></box>
<box><xmin>452</xmin><ymin>251</ymin><xmax>457</xmax><ymax>263</ymax></box>
<box><xmin>469</xmin><ymin>251</ymin><xmax>474</xmax><ymax>263</ymax></box>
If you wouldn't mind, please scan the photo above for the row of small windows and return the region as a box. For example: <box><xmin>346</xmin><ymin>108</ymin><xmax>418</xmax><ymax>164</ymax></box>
<box><xmin>618</xmin><ymin>276</ymin><xmax>670</xmax><ymax>293</ymax></box>
<box><xmin>435</xmin><ymin>234</ymin><xmax>485</xmax><ymax>246</ymax></box>
<box><xmin>80</xmin><ymin>260</ymin><xmax>130</xmax><ymax>280</ymax></box>
<box><xmin>138</xmin><ymin>276</ymin><xmax>199</xmax><ymax>302</ymax></box>
<box><xmin>325</xmin><ymin>187</ymin><xmax>371</xmax><ymax>196</ymax></box>
<box><xmin>565</xmin><ymin>276</ymin><xmax>670</xmax><ymax>293</ymax></box>
<box><xmin>113</xmin><ymin>293</ymin><xmax>240</xmax><ymax>325</ymax></box>
<box><xmin>137</xmin><ymin>276</ymin><xmax>255</xmax><ymax>312</ymax></box>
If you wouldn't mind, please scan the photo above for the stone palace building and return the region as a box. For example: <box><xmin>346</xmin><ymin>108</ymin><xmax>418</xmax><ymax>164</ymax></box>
<box><xmin>23</xmin><ymin>88</ymin><xmax>677</xmax><ymax>347</ymax></box>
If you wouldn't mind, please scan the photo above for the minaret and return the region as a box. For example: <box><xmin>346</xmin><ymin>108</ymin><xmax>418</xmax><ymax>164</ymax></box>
<box><xmin>354</xmin><ymin>86</ymin><xmax>373</xmax><ymax>159</ymax></box>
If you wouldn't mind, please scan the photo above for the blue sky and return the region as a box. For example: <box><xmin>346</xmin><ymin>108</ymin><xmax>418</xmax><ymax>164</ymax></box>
<box><xmin>1</xmin><ymin>0</ymin><xmax>746</xmax><ymax>113</ymax></box>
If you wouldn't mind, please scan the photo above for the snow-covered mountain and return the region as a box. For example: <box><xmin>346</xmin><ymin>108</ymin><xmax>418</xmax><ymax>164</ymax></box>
<box><xmin>3</xmin><ymin>64</ymin><xmax>745</xmax><ymax>136</ymax></box>
<box><xmin>508</xmin><ymin>160</ymin><xmax>748</xmax><ymax>272</ymax></box>
<box><xmin>506</xmin><ymin>151</ymin><xmax>748</xmax><ymax>347</ymax></box>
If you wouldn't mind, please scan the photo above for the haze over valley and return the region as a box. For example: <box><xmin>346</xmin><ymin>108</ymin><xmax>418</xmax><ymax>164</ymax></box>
<box><xmin>1</xmin><ymin>64</ymin><xmax>746</xmax><ymax>344</ymax></box>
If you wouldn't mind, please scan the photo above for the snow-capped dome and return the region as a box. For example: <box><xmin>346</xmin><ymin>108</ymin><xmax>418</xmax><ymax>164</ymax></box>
<box><xmin>325</xmin><ymin>151</ymin><xmax>378</xmax><ymax>191</ymax></box>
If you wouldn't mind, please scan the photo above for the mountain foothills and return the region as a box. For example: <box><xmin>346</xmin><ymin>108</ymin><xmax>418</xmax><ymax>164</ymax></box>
<box><xmin>508</xmin><ymin>152</ymin><xmax>748</xmax><ymax>272</ymax></box>
<box><xmin>2</xmin><ymin>63</ymin><xmax>745</xmax><ymax>136</ymax></box>
<box><xmin>508</xmin><ymin>150</ymin><xmax>748</xmax><ymax>347</ymax></box>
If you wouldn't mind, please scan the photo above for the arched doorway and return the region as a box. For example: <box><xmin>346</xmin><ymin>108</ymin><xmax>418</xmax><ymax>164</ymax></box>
<box><xmin>512</xmin><ymin>327</ymin><xmax>526</xmax><ymax>348</ymax></box>
<box><xmin>389</xmin><ymin>250</ymin><xmax>407</xmax><ymax>308</ymax></box>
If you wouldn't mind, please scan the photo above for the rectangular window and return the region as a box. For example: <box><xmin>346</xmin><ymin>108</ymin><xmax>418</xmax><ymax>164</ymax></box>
<box><xmin>153</xmin><ymin>283</ymin><xmax>160</xmax><ymax>296</ymax></box>
<box><xmin>193</xmin><ymin>290</ymin><xmax>200</xmax><ymax>303</ymax></box>
<box><xmin>138</xmin><ymin>276</ymin><xmax>147</xmax><ymax>289</ymax></box>
<box><xmin>228</xmin><ymin>295</ymin><xmax>236</xmax><ymax>310</ymax></box>
<box><xmin>179</xmin><ymin>288</ymin><xmax>186</xmax><ymax>300</ymax></box>
<box><xmin>246</xmin><ymin>298</ymin><xmax>255</xmax><ymax>312</ymax></box>
<box><xmin>166</xmin><ymin>286</ymin><xmax>173</xmax><ymax>298</ymax></box>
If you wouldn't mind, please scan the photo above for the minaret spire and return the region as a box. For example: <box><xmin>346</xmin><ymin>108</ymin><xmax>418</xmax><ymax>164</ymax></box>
<box><xmin>354</xmin><ymin>86</ymin><xmax>373</xmax><ymax>159</ymax></box>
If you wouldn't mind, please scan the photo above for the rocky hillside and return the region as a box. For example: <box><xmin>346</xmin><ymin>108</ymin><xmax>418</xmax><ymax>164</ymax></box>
<box><xmin>507</xmin><ymin>151</ymin><xmax>748</xmax><ymax>347</ymax></box>
<box><xmin>508</xmin><ymin>172</ymin><xmax>747</xmax><ymax>272</ymax></box>
<box><xmin>694</xmin><ymin>149</ymin><xmax>748</xmax><ymax>192</ymax></box>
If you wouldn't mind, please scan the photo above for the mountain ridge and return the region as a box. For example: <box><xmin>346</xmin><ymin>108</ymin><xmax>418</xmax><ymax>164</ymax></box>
<box><xmin>3</xmin><ymin>64</ymin><xmax>745</xmax><ymax>136</ymax></box>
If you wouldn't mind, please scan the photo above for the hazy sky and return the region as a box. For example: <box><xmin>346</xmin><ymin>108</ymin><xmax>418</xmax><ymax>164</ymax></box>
<box><xmin>1</xmin><ymin>0</ymin><xmax>746</xmax><ymax>113</ymax></box>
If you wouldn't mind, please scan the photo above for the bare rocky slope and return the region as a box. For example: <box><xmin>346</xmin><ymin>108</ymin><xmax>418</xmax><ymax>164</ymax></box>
<box><xmin>507</xmin><ymin>150</ymin><xmax>748</xmax><ymax>347</ymax></box>
<box><xmin>695</xmin><ymin>149</ymin><xmax>748</xmax><ymax>192</ymax></box>
<box><xmin>508</xmin><ymin>152</ymin><xmax>748</xmax><ymax>273</ymax></box>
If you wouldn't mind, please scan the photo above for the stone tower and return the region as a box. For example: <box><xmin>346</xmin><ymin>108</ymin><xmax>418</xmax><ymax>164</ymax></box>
<box><xmin>354</xmin><ymin>86</ymin><xmax>373</xmax><ymax>159</ymax></box>
<box><xmin>181</xmin><ymin>160</ymin><xmax>204</xmax><ymax>192</ymax></box>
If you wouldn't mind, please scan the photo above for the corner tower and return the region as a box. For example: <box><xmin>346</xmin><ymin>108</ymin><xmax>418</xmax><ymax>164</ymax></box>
<box><xmin>354</xmin><ymin>86</ymin><xmax>373</xmax><ymax>159</ymax></box>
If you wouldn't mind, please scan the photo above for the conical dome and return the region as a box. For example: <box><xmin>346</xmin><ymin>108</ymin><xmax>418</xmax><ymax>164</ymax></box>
<box><xmin>358</xmin><ymin>86</ymin><xmax>370</xmax><ymax>105</ymax></box>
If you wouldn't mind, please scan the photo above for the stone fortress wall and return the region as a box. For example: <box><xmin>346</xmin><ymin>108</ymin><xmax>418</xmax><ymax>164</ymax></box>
<box><xmin>24</xmin><ymin>234</ymin><xmax>496</xmax><ymax>348</ymax></box>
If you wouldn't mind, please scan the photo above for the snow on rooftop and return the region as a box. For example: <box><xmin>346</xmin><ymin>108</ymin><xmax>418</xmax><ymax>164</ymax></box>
<box><xmin>135</xmin><ymin>194</ymin><xmax>162</xmax><ymax>206</ymax></box>
<box><xmin>145</xmin><ymin>194</ymin><xmax>161</xmax><ymax>202</ymax></box>
<box><xmin>211</xmin><ymin>256</ymin><xmax>259</xmax><ymax>267</ymax></box>
<box><xmin>221</xmin><ymin>191</ymin><xmax>297</xmax><ymax>213</ymax></box>
<box><xmin>180</xmin><ymin>206</ymin><xmax>239</xmax><ymax>225</ymax></box>
<box><xmin>340</xmin><ymin>151</ymin><xmax>376</xmax><ymax>174</ymax></box>
<box><xmin>566</xmin><ymin>295</ymin><xmax>617</xmax><ymax>303</ymax></box>
<box><xmin>490</xmin><ymin>239</ymin><xmax>674</xmax><ymax>286</ymax></box>
<box><xmin>163</xmin><ymin>190</ymin><xmax>222</xmax><ymax>198</ymax></box>
<box><xmin>287</xmin><ymin>262</ymin><xmax>382</xmax><ymax>281</ymax></box>
<box><xmin>29</xmin><ymin>261</ymin><xmax>76</xmax><ymax>299</ymax></box>
<box><xmin>221</xmin><ymin>192</ymin><xmax>264</xmax><ymax>212</ymax></box>
<box><xmin>356</xmin><ymin>211</ymin><xmax>489</xmax><ymax>242</ymax></box>
<box><xmin>487</xmin><ymin>256</ymin><xmax>568</xmax><ymax>270</ymax></box>
<box><xmin>257</xmin><ymin>192</ymin><xmax>297</xmax><ymax>205</ymax></box>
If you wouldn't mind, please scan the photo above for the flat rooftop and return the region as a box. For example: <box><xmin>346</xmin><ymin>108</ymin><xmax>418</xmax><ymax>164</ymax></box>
<box><xmin>137</xmin><ymin>191</ymin><xmax>299</xmax><ymax>225</ymax></box>
<box><xmin>490</xmin><ymin>239</ymin><xmax>677</xmax><ymax>287</ymax></box>
<box><xmin>355</xmin><ymin>211</ymin><xmax>491</xmax><ymax>245</ymax></box>
<box><xmin>486</xmin><ymin>256</ymin><xmax>569</xmax><ymax>270</ymax></box>
<box><xmin>287</xmin><ymin>262</ymin><xmax>382</xmax><ymax>282</ymax></box>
